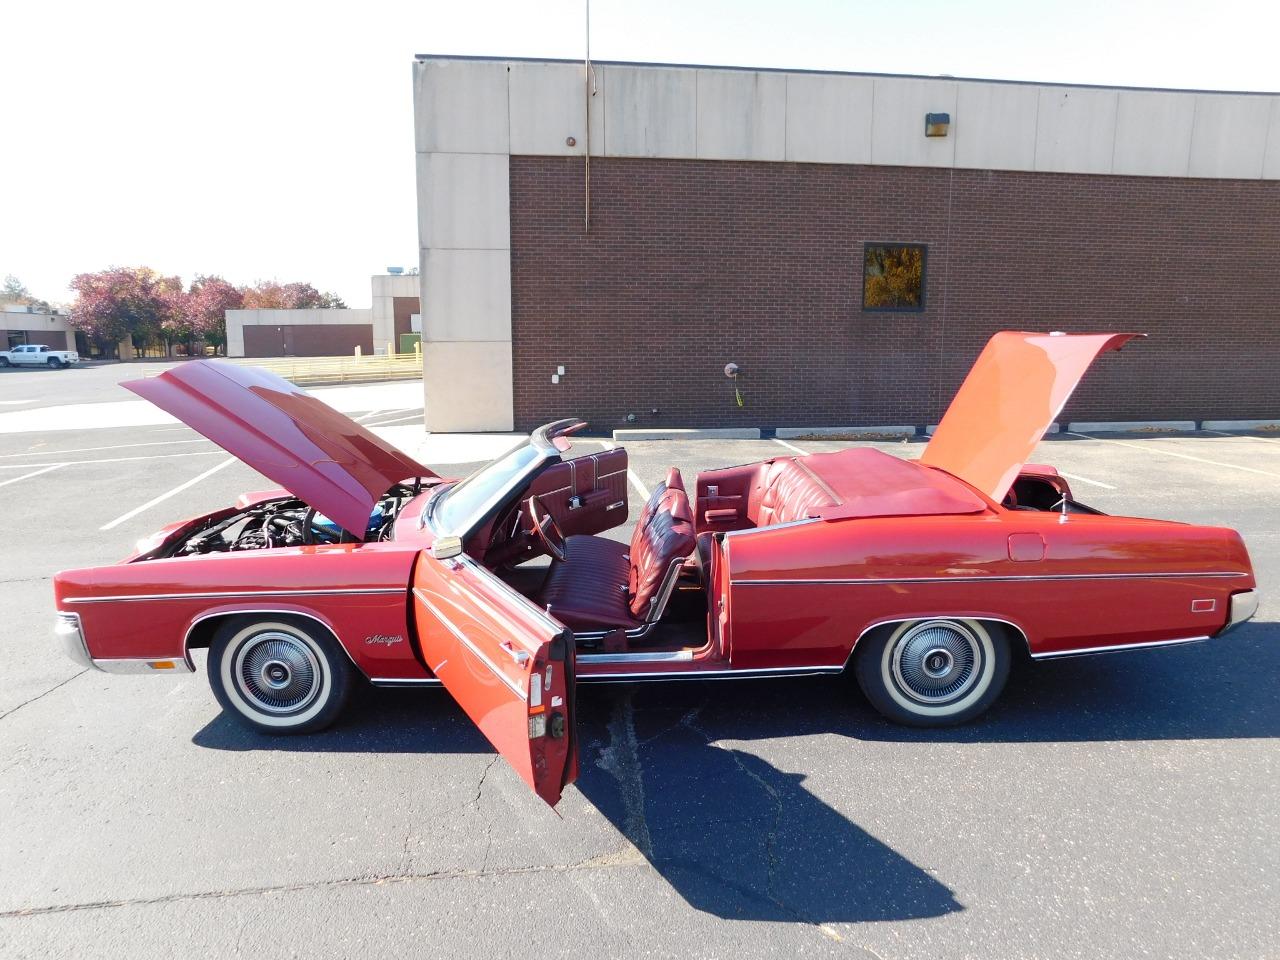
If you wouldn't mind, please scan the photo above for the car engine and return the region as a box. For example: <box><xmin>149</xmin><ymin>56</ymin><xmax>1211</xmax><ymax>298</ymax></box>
<box><xmin>163</xmin><ymin>484</ymin><xmax>418</xmax><ymax>557</ymax></box>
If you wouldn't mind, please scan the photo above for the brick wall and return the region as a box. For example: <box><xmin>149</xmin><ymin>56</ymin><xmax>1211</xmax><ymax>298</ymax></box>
<box><xmin>509</xmin><ymin>156</ymin><xmax>1280</xmax><ymax>431</ymax></box>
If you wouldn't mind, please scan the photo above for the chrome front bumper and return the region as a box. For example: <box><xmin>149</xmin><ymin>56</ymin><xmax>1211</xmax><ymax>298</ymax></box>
<box><xmin>54</xmin><ymin>612</ymin><xmax>94</xmax><ymax>668</ymax></box>
<box><xmin>1221</xmin><ymin>589</ymin><xmax>1259</xmax><ymax>635</ymax></box>
<box><xmin>53</xmin><ymin>611</ymin><xmax>193</xmax><ymax>673</ymax></box>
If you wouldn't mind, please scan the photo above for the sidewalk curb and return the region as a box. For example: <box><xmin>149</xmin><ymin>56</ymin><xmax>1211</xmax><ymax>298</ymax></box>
<box><xmin>612</xmin><ymin>427</ymin><xmax>762</xmax><ymax>441</ymax></box>
<box><xmin>776</xmin><ymin>425</ymin><xmax>916</xmax><ymax>440</ymax></box>
<box><xmin>1066</xmin><ymin>420</ymin><xmax>1196</xmax><ymax>434</ymax></box>
<box><xmin>1201</xmin><ymin>419</ymin><xmax>1280</xmax><ymax>432</ymax></box>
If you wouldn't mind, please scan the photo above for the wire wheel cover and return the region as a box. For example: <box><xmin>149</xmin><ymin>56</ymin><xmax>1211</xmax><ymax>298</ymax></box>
<box><xmin>891</xmin><ymin>620</ymin><xmax>982</xmax><ymax>704</ymax></box>
<box><xmin>235</xmin><ymin>632</ymin><xmax>322</xmax><ymax>715</ymax></box>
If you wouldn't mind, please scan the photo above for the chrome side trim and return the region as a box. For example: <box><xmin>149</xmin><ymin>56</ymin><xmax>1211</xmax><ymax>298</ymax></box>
<box><xmin>845</xmin><ymin>616</ymin><xmax>1033</xmax><ymax>667</ymax></box>
<box><xmin>369</xmin><ymin>677</ymin><xmax>443</xmax><ymax>687</ymax></box>
<box><xmin>54</xmin><ymin>612</ymin><xmax>94</xmax><ymax>669</ymax></box>
<box><xmin>92</xmin><ymin>657</ymin><xmax>195</xmax><ymax>674</ymax></box>
<box><xmin>1220</xmin><ymin>589</ymin><xmax>1259</xmax><ymax>635</ymax></box>
<box><xmin>578</xmin><ymin>664</ymin><xmax>844</xmax><ymax>683</ymax></box>
<box><xmin>64</xmin><ymin>587</ymin><xmax>404</xmax><ymax>604</ymax></box>
<box><xmin>1030</xmin><ymin>634</ymin><xmax>1211</xmax><ymax>660</ymax></box>
<box><xmin>722</xmin><ymin>518</ymin><xmax>818</xmax><ymax>539</ymax></box>
<box><xmin>731</xmin><ymin>571</ymin><xmax>1248</xmax><ymax>587</ymax></box>
<box><xmin>412</xmin><ymin>588</ymin><xmax>527</xmax><ymax>701</ymax></box>
<box><xmin>182</xmin><ymin>609</ymin><xmax>365</xmax><ymax>679</ymax></box>
<box><xmin>578</xmin><ymin>650</ymin><xmax>694</xmax><ymax>664</ymax></box>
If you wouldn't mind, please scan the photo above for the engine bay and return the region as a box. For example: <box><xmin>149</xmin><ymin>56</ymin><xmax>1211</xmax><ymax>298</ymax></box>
<box><xmin>155</xmin><ymin>484</ymin><xmax>421</xmax><ymax>558</ymax></box>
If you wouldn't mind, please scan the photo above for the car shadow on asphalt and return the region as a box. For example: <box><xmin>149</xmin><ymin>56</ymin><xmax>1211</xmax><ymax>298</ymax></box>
<box><xmin>191</xmin><ymin>622</ymin><xmax>1276</xmax><ymax>923</ymax></box>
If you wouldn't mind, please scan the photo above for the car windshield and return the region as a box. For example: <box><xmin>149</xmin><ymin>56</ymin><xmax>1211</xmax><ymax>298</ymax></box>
<box><xmin>429</xmin><ymin>440</ymin><xmax>550</xmax><ymax>536</ymax></box>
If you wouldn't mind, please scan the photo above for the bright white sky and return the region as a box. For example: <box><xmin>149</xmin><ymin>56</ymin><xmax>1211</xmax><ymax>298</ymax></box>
<box><xmin>4</xmin><ymin>0</ymin><xmax>1277</xmax><ymax>307</ymax></box>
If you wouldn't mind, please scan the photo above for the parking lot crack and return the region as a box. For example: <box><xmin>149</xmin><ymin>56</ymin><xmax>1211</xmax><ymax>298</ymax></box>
<box><xmin>594</xmin><ymin>691</ymin><xmax>654</xmax><ymax>859</ymax></box>
<box><xmin>0</xmin><ymin>669</ymin><xmax>88</xmax><ymax>725</ymax></box>
<box><xmin>473</xmin><ymin>755</ymin><xmax>500</xmax><ymax>874</ymax></box>
<box><xmin>0</xmin><ymin>856</ymin><xmax>651</xmax><ymax>920</ymax></box>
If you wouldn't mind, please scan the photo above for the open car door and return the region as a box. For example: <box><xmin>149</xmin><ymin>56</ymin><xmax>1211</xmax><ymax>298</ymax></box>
<box><xmin>412</xmin><ymin>548</ymin><xmax>576</xmax><ymax>806</ymax></box>
<box><xmin>526</xmin><ymin>447</ymin><xmax>629</xmax><ymax>537</ymax></box>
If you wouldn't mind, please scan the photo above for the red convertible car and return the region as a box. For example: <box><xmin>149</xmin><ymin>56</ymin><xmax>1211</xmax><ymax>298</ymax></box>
<box><xmin>53</xmin><ymin>332</ymin><xmax>1257</xmax><ymax>806</ymax></box>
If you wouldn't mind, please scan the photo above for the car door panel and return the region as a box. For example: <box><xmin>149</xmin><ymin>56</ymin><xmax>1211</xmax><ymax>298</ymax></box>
<box><xmin>412</xmin><ymin>551</ymin><xmax>576</xmax><ymax>806</ymax></box>
<box><xmin>527</xmin><ymin>448</ymin><xmax>629</xmax><ymax>537</ymax></box>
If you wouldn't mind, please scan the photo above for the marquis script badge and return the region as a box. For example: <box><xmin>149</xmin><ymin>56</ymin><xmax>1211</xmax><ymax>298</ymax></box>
<box><xmin>364</xmin><ymin>634</ymin><xmax>404</xmax><ymax>646</ymax></box>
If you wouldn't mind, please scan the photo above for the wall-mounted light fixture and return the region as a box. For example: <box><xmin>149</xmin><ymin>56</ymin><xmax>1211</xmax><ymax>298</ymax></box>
<box><xmin>925</xmin><ymin>113</ymin><xmax>951</xmax><ymax>137</ymax></box>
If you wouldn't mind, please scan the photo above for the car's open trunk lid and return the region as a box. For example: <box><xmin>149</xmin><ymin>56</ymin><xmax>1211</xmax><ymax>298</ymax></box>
<box><xmin>919</xmin><ymin>331</ymin><xmax>1142</xmax><ymax>500</ymax></box>
<box><xmin>124</xmin><ymin>360</ymin><xmax>435</xmax><ymax>538</ymax></box>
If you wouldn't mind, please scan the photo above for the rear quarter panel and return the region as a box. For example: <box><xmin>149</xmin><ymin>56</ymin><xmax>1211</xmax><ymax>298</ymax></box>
<box><xmin>725</xmin><ymin>511</ymin><xmax>1254</xmax><ymax>666</ymax></box>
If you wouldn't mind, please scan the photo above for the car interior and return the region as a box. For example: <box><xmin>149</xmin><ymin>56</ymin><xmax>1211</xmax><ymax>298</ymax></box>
<box><xmin>468</xmin><ymin>430</ymin><xmax>1109</xmax><ymax>657</ymax></box>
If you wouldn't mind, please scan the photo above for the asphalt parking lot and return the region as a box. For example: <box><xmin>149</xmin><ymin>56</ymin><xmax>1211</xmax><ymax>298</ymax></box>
<box><xmin>1</xmin><ymin>366</ymin><xmax>1276</xmax><ymax>959</ymax></box>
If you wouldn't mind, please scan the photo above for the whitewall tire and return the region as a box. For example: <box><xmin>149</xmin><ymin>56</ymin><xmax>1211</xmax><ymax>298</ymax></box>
<box><xmin>854</xmin><ymin>618</ymin><xmax>1010</xmax><ymax>727</ymax></box>
<box><xmin>208</xmin><ymin>616</ymin><xmax>355</xmax><ymax>734</ymax></box>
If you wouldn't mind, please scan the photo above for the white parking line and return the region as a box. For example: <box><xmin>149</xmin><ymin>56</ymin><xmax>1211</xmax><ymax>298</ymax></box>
<box><xmin>772</xmin><ymin>438</ymin><xmax>808</xmax><ymax>455</ymax></box>
<box><xmin>100</xmin><ymin>457</ymin><xmax>237</xmax><ymax>531</ymax></box>
<box><xmin>0</xmin><ymin>450</ymin><xmax>226</xmax><ymax>469</ymax></box>
<box><xmin>1057</xmin><ymin>470</ymin><xmax>1116</xmax><ymax>490</ymax></box>
<box><xmin>1066</xmin><ymin>432</ymin><xmax>1280</xmax><ymax>479</ymax></box>
<box><xmin>0</xmin><ymin>399</ymin><xmax>37</xmax><ymax>405</ymax></box>
<box><xmin>0</xmin><ymin>438</ymin><xmax>211</xmax><ymax>458</ymax></box>
<box><xmin>0</xmin><ymin>464</ymin><xmax>64</xmax><ymax>488</ymax></box>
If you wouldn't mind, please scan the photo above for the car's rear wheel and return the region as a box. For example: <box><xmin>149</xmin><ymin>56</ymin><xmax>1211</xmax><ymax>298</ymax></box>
<box><xmin>854</xmin><ymin>618</ymin><xmax>1010</xmax><ymax>727</ymax></box>
<box><xmin>208</xmin><ymin>616</ymin><xmax>354</xmax><ymax>734</ymax></box>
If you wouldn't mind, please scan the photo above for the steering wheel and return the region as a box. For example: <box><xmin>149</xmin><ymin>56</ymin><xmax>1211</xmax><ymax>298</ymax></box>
<box><xmin>526</xmin><ymin>495</ymin><xmax>568</xmax><ymax>563</ymax></box>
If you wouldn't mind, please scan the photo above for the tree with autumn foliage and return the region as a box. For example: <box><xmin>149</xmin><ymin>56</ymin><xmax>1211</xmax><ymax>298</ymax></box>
<box><xmin>241</xmin><ymin>280</ymin><xmax>346</xmax><ymax>310</ymax></box>
<box><xmin>67</xmin><ymin>267</ymin><xmax>187</xmax><ymax>357</ymax></box>
<box><xmin>186</xmin><ymin>275</ymin><xmax>243</xmax><ymax>354</ymax></box>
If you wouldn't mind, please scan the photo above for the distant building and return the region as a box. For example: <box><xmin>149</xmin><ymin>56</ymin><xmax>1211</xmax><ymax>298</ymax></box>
<box><xmin>414</xmin><ymin>55</ymin><xmax>1280</xmax><ymax>432</ymax></box>
<box><xmin>225</xmin><ymin>273</ymin><xmax>421</xmax><ymax>357</ymax></box>
<box><xmin>1</xmin><ymin>303</ymin><xmax>77</xmax><ymax>352</ymax></box>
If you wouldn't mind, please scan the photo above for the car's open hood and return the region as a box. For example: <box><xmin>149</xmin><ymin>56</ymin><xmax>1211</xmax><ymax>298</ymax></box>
<box><xmin>919</xmin><ymin>331</ymin><xmax>1142</xmax><ymax>500</ymax></box>
<box><xmin>124</xmin><ymin>361</ymin><xmax>435</xmax><ymax>538</ymax></box>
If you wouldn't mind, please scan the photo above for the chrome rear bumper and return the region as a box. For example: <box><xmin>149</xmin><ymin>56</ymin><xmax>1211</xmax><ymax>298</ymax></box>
<box><xmin>1221</xmin><ymin>589</ymin><xmax>1259</xmax><ymax>635</ymax></box>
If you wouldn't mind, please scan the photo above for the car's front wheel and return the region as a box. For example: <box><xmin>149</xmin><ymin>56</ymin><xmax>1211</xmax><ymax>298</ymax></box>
<box><xmin>0</xmin><ymin>357</ymin><xmax>10</xmax><ymax>367</ymax></box>
<box><xmin>47</xmin><ymin>357</ymin><xmax>63</xmax><ymax>369</ymax></box>
<box><xmin>854</xmin><ymin>618</ymin><xmax>1010</xmax><ymax>727</ymax></box>
<box><xmin>208</xmin><ymin>616</ymin><xmax>355</xmax><ymax>734</ymax></box>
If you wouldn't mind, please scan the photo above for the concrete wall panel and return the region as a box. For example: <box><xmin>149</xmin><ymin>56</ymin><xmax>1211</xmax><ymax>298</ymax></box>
<box><xmin>416</xmin><ymin>152</ymin><xmax>511</xmax><ymax>250</ymax></box>
<box><xmin>413</xmin><ymin>59</ymin><xmax>509</xmax><ymax>154</ymax></box>
<box><xmin>1113</xmin><ymin>90</ymin><xmax>1195</xmax><ymax>177</ymax></box>
<box><xmin>1188</xmin><ymin>95</ymin><xmax>1272</xmax><ymax>179</ymax></box>
<box><xmin>1263</xmin><ymin>98</ymin><xmax>1280</xmax><ymax>179</ymax></box>
<box><xmin>695</xmin><ymin>69</ymin><xmax>786</xmax><ymax>161</ymax></box>
<box><xmin>423</xmin><ymin>249</ymin><xmax>512</xmax><ymax>341</ymax></box>
<box><xmin>509</xmin><ymin>61</ymin><xmax>606</xmax><ymax>156</ymax></box>
<box><xmin>784</xmin><ymin>73</ymin><xmax>874</xmax><ymax>164</ymax></box>
<box><xmin>1034</xmin><ymin>87</ymin><xmax>1118</xmax><ymax>174</ymax></box>
<box><xmin>870</xmin><ymin>77</ymin><xmax>958</xmax><ymax>168</ymax></box>
<box><xmin>603</xmin><ymin>65</ymin><xmax>697</xmax><ymax>158</ymax></box>
<box><xmin>423</xmin><ymin>340</ymin><xmax>514</xmax><ymax>432</ymax></box>
<box><xmin>954</xmin><ymin>82</ymin><xmax>1039</xmax><ymax>171</ymax></box>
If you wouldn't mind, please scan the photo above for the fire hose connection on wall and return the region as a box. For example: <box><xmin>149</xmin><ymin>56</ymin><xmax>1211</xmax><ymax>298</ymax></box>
<box><xmin>725</xmin><ymin>362</ymin><xmax>744</xmax><ymax>408</ymax></box>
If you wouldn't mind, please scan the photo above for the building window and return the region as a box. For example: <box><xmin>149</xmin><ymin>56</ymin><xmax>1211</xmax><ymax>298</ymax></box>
<box><xmin>862</xmin><ymin>243</ymin><xmax>927</xmax><ymax>312</ymax></box>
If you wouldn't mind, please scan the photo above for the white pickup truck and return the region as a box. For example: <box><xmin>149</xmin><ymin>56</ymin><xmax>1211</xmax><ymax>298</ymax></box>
<box><xmin>0</xmin><ymin>344</ymin><xmax>80</xmax><ymax>368</ymax></box>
